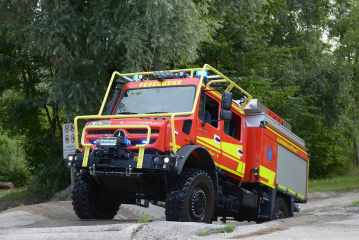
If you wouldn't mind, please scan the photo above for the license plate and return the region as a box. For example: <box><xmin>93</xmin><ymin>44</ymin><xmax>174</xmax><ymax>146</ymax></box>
<box><xmin>89</xmin><ymin>121</ymin><xmax>112</xmax><ymax>126</ymax></box>
<box><xmin>100</xmin><ymin>139</ymin><xmax>117</xmax><ymax>146</ymax></box>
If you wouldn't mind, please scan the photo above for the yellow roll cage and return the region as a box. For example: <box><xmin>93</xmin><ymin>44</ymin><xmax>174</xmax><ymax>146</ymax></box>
<box><xmin>74</xmin><ymin>64</ymin><xmax>252</xmax><ymax>167</ymax></box>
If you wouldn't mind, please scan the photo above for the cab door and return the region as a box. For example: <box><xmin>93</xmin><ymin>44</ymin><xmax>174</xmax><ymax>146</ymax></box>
<box><xmin>196</xmin><ymin>92</ymin><xmax>223</xmax><ymax>166</ymax></box>
<box><xmin>220</xmin><ymin>111</ymin><xmax>246</xmax><ymax>179</ymax></box>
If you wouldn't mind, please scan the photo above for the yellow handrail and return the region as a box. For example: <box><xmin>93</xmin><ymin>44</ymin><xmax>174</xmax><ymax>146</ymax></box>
<box><xmin>81</xmin><ymin>125</ymin><xmax>151</xmax><ymax>168</ymax></box>
<box><xmin>207</xmin><ymin>80</ymin><xmax>252</xmax><ymax>111</ymax></box>
<box><xmin>74</xmin><ymin>64</ymin><xmax>253</xmax><ymax>158</ymax></box>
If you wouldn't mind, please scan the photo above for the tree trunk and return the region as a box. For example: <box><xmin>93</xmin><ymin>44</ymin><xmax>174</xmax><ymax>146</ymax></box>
<box><xmin>353</xmin><ymin>94</ymin><xmax>359</xmax><ymax>165</ymax></box>
<box><xmin>350</xmin><ymin>53</ymin><xmax>359</xmax><ymax>165</ymax></box>
<box><xmin>0</xmin><ymin>182</ymin><xmax>15</xmax><ymax>189</ymax></box>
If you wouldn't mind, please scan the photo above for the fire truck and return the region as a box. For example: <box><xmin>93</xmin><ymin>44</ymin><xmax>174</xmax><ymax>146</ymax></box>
<box><xmin>66</xmin><ymin>64</ymin><xmax>309</xmax><ymax>223</ymax></box>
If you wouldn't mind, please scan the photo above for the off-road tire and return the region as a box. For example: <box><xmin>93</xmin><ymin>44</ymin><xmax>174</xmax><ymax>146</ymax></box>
<box><xmin>165</xmin><ymin>168</ymin><xmax>214</xmax><ymax>223</ymax></box>
<box><xmin>72</xmin><ymin>171</ymin><xmax>120</xmax><ymax>219</ymax></box>
<box><xmin>272</xmin><ymin>196</ymin><xmax>288</xmax><ymax>220</ymax></box>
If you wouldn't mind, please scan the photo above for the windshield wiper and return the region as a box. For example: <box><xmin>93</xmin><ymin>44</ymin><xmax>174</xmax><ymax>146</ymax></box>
<box><xmin>117</xmin><ymin>111</ymin><xmax>138</xmax><ymax>115</ymax></box>
<box><xmin>145</xmin><ymin>111</ymin><xmax>168</xmax><ymax>114</ymax></box>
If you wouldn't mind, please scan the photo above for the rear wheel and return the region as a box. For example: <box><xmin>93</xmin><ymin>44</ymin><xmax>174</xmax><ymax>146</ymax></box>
<box><xmin>272</xmin><ymin>196</ymin><xmax>288</xmax><ymax>220</ymax></box>
<box><xmin>72</xmin><ymin>171</ymin><xmax>120</xmax><ymax>219</ymax></box>
<box><xmin>165</xmin><ymin>168</ymin><xmax>214</xmax><ymax>223</ymax></box>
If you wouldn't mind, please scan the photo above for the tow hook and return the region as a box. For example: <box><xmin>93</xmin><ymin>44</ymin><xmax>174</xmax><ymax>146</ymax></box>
<box><xmin>90</xmin><ymin>164</ymin><xmax>96</xmax><ymax>175</ymax></box>
<box><xmin>294</xmin><ymin>204</ymin><xmax>300</xmax><ymax>212</ymax></box>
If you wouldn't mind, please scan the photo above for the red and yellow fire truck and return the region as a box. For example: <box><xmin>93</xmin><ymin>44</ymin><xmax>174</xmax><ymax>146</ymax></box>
<box><xmin>67</xmin><ymin>64</ymin><xmax>309</xmax><ymax>222</ymax></box>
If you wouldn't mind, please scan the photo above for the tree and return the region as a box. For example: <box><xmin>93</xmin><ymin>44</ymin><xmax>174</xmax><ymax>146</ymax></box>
<box><xmin>0</xmin><ymin>0</ymin><xmax>216</xmax><ymax>195</ymax></box>
<box><xmin>0</xmin><ymin>30</ymin><xmax>69</xmax><ymax>195</ymax></box>
<box><xmin>329</xmin><ymin>0</ymin><xmax>359</xmax><ymax>166</ymax></box>
<box><xmin>194</xmin><ymin>0</ymin><xmax>353</xmax><ymax>177</ymax></box>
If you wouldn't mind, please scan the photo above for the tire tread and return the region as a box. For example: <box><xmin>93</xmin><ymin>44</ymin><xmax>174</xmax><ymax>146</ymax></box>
<box><xmin>165</xmin><ymin>168</ymin><xmax>214</xmax><ymax>222</ymax></box>
<box><xmin>72</xmin><ymin>171</ymin><xmax>119</xmax><ymax>219</ymax></box>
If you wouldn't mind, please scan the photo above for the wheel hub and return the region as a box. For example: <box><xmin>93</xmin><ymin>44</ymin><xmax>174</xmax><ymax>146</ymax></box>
<box><xmin>275</xmin><ymin>209</ymin><xmax>285</xmax><ymax>219</ymax></box>
<box><xmin>190</xmin><ymin>187</ymin><xmax>207</xmax><ymax>221</ymax></box>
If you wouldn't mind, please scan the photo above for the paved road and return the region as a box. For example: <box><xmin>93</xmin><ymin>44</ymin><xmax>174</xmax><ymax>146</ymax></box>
<box><xmin>0</xmin><ymin>189</ymin><xmax>359</xmax><ymax>239</ymax></box>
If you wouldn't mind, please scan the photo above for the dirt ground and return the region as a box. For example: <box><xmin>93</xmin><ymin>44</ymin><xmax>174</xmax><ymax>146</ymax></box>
<box><xmin>0</xmin><ymin>196</ymin><xmax>49</xmax><ymax>212</ymax></box>
<box><xmin>0</xmin><ymin>186</ymin><xmax>70</xmax><ymax>213</ymax></box>
<box><xmin>0</xmin><ymin>188</ymin><xmax>359</xmax><ymax>239</ymax></box>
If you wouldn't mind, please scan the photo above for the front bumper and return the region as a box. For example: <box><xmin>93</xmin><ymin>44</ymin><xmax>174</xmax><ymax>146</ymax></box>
<box><xmin>66</xmin><ymin>152</ymin><xmax>177</xmax><ymax>172</ymax></box>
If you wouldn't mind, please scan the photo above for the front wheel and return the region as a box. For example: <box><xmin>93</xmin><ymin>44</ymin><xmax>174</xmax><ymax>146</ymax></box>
<box><xmin>72</xmin><ymin>171</ymin><xmax>120</xmax><ymax>219</ymax></box>
<box><xmin>165</xmin><ymin>168</ymin><xmax>214</xmax><ymax>223</ymax></box>
<box><xmin>272</xmin><ymin>196</ymin><xmax>288</xmax><ymax>220</ymax></box>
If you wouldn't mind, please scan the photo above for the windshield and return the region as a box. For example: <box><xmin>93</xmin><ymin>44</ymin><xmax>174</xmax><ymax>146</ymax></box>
<box><xmin>115</xmin><ymin>85</ymin><xmax>196</xmax><ymax>115</ymax></box>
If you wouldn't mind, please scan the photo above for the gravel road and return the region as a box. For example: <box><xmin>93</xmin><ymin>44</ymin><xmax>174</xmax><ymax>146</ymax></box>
<box><xmin>0</xmin><ymin>189</ymin><xmax>358</xmax><ymax>240</ymax></box>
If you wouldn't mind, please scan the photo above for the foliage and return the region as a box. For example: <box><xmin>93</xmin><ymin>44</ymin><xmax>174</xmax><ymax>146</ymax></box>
<box><xmin>0</xmin><ymin>188</ymin><xmax>38</xmax><ymax>202</ymax></box>
<box><xmin>329</xmin><ymin>0</ymin><xmax>359</xmax><ymax>166</ymax></box>
<box><xmin>0</xmin><ymin>0</ymin><xmax>216</xmax><ymax>195</ymax></box>
<box><xmin>0</xmin><ymin>0</ymin><xmax>217</xmax><ymax>118</ymax></box>
<box><xmin>198</xmin><ymin>229</ymin><xmax>210</xmax><ymax>236</ymax></box>
<box><xmin>0</xmin><ymin>31</ymin><xmax>69</xmax><ymax>196</ymax></box>
<box><xmin>1</xmin><ymin>0</ymin><xmax>359</xmax><ymax>185</ymax></box>
<box><xmin>308</xmin><ymin>166</ymin><xmax>359</xmax><ymax>192</ymax></box>
<box><xmin>348</xmin><ymin>200</ymin><xmax>359</xmax><ymax>207</ymax></box>
<box><xmin>197</xmin><ymin>224</ymin><xmax>235</xmax><ymax>236</ymax></box>
<box><xmin>213</xmin><ymin>224</ymin><xmax>235</xmax><ymax>233</ymax></box>
<box><xmin>0</xmin><ymin>134</ymin><xmax>31</xmax><ymax>186</ymax></box>
<box><xmin>138</xmin><ymin>214</ymin><xmax>150</xmax><ymax>223</ymax></box>
<box><xmin>193</xmin><ymin>0</ymin><xmax>355</xmax><ymax>177</ymax></box>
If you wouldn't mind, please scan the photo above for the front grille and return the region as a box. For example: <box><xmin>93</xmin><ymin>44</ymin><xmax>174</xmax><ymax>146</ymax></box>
<box><xmin>88</xmin><ymin>130</ymin><xmax>116</xmax><ymax>135</ymax></box>
<box><xmin>88</xmin><ymin>139</ymin><xmax>156</xmax><ymax>146</ymax></box>
<box><xmin>88</xmin><ymin>129</ymin><xmax>159</xmax><ymax>135</ymax></box>
<box><xmin>127</xmin><ymin>129</ymin><xmax>160</xmax><ymax>134</ymax></box>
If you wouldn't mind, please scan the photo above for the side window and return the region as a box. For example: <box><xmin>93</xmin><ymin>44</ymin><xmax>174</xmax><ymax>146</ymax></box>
<box><xmin>224</xmin><ymin>113</ymin><xmax>241</xmax><ymax>141</ymax></box>
<box><xmin>197</xmin><ymin>92</ymin><xmax>219</xmax><ymax>128</ymax></box>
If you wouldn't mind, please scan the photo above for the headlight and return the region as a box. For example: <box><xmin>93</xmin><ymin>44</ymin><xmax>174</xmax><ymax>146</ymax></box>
<box><xmin>163</xmin><ymin>157</ymin><xmax>170</xmax><ymax>163</ymax></box>
<box><xmin>153</xmin><ymin>156</ymin><xmax>160</xmax><ymax>162</ymax></box>
<box><xmin>68</xmin><ymin>155</ymin><xmax>73</xmax><ymax>161</ymax></box>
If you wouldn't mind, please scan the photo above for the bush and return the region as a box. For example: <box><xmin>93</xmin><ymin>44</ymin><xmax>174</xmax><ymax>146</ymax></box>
<box><xmin>0</xmin><ymin>135</ymin><xmax>32</xmax><ymax>186</ymax></box>
<box><xmin>25</xmin><ymin>133</ymin><xmax>70</xmax><ymax>197</ymax></box>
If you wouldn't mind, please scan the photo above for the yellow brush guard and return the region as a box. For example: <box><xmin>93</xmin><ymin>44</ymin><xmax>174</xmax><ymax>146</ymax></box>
<box><xmin>81</xmin><ymin>125</ymin><xmax>151</xmax><ymax>168</ymax></box>
<box><xmin>74</xmin><ymin>64</ymin><xmax>253</xmax><ymax>166</ymax></box>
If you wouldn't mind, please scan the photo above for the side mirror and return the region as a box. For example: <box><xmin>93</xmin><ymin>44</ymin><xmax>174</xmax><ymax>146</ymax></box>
<box><xmin>222</xmin><ymin>92</ymin><xmax>232</xmax><ymax>110</ymax></box>
<box><xmin>220</xmin><ymin>110</ymin><xmax>232</xmax><ymax>121</ymax></box>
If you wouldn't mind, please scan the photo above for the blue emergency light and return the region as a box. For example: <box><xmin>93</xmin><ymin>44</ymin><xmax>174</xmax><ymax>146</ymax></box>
<box><xmin>124</xmin><ymin>138</ymin><xmax>131</xmax><ymax>147</ymax></box>
<box><xmin>196</xmin><ymin>70</ymin><xmax>208</xmax><ymax>84</ymax></box>
<box><xmin>132</xmin><ymin>74</ymin><xmax>144</xmax><ymax>82</ymax></box>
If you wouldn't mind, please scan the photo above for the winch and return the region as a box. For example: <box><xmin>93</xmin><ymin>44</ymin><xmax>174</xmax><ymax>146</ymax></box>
<box><xmin>95</xmin><ymin>135</ymin><xmax>131</xmax><ymax>158</ymax></box>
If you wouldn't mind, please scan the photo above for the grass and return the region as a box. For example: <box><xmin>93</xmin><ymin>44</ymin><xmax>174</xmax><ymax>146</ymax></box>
<box><xmin>198</xmin><ymin>224</ymin><xmax>235</xmax><ymax>236</ymax></box>
<box><xmin>348</xmin><ymin>200</ymin><xmax>359</xmax><ymax>207</ymax></box>
<box><xmin>229</xmin><ymin>227</ymin><xmax>282</xmax><ymax>239</ymax></box>
<box><xmin>65</xmin><ymin>191</ymin><xmax>72</xmax><ymax>201</ymax></box>
<box><xmin>0</xmin><ymin>188</ymin><xmax>38</xmax><ymax>202</ymax></box>
<box><xmin>172</xmin><ymin>227</ymin><xmax>182</xmax><ymax>233</ymax></box>
<box><xmin>198</xmin><ymin>229</ymin><xmax>210</xmax><ymax>236</ymax></box>
<box><xmin>308</xmin><ymin>167</ymin><xmax>359</xmax><ymax>192</ymax></box>
<box><xmin>138</xmin><ymin>214</ymin><xmax>150</xmax><ymax>223</ymax></box>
